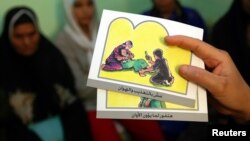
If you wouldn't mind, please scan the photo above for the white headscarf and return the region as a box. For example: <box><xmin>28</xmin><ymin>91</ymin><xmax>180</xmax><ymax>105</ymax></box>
<box><xmin>9</xmin><ymin>9</ymin><xmax>37</xmax><ymax>39</ymax></box>
<box><xmin>63</xmin><ymin>0</ymin><xmax>98</xmax><ymax>64</ymax></box>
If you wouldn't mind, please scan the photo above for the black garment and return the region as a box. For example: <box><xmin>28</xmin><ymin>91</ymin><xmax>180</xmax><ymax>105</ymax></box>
<box><xmin>211</xmin><ymin>0</ymin><xmax>250</xmax><ymax>85</ymax></box>
<box><xmin>6</xmin><ymin>114</ymin><xmax>42</xmax><ymax>141</ymax></box>
<box><xmin>0</xmin><ymin>6</ymin><xmax>92</xmax><ymax>141</ymax></box>
<box><xmin>0</xmin><ymin>89</ymin><xmax>41</xmax><ymax>141</ymax></box>
<box><xmin>0</xmin><ymin>6</ymin><xmax>75</xmax><ymax>121</ymax></box>
<box><xmin>151</xmin><ymin>58</ymin><xmax>173</xmax><ymax>85</ymax></box>
<box><xmin>61</xmin><ymin>100</ymin><xmax>93</xmax><ymax>141</ymax></box>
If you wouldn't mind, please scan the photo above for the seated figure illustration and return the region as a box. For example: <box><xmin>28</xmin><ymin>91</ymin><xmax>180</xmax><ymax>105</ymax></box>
<box><xmin>140</xmin><ymin>49</ymin><xmax>174</xmax><ymax>86</ymax></box>
<box><xmin>101</xmin><ymin>42</ymin><xmax>174</xmax><ymax>87</ymax></box>
<box><xmin>101</xmin><ymin>40</ymin><xmax>149</xmax><ymax>73</ymax></box>
<box><xmin>101</xmin><ymin>40</ymin><xmax>134</xmax><ymax>71</ymax></box>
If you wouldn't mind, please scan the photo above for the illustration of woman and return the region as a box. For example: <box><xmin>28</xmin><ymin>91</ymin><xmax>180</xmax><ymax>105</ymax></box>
<box><xmin>101</xmin><ymin>40</ymin><xmax>134</xmax><ymax>71</ymax></box>
<box><xmin>102</xmin><ymin>40</ymin><xmax>151</xmax><ymax>76</ymax></box>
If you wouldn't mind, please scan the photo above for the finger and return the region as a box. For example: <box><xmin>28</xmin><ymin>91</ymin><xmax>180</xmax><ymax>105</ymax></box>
<box><xmin>179</xmin><ymin>65</ymin><xmax>223</xmax><ymax>95</ymax></box>
<box><xmin>165</xmin><ymin>35</ymin><xmax>223</xmax><ymax>61</ymax></box>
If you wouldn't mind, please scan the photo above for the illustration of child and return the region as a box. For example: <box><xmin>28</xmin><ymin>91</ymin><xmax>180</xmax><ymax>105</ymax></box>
<box><xmin>139</xmin><ymin>48</ymin><xmax>174</xmax><ymax>86</ymax></box>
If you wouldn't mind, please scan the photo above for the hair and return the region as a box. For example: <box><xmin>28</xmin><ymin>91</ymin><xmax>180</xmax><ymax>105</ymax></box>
<box><xmin>124</xmin><ymin>40</ymin><xmax>133</xmax><ymax>47</ymax></box>
<box><xmin>153</xmin><ymin>49</ymin><xmax>163</xmax><ymax>59</ymax></box>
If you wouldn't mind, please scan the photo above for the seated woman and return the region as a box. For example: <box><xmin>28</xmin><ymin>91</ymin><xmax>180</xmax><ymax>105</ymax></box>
<box><xmin>0</xmin><ymin>6</ymin><xmax>92</xmax><ymax>141</ymax></box>
<box><xmin>102</xmin><ymin>40</ymin><xmax>150</xmax><ymax>77</ymax></box>
<box><xmin>101</xmin><ymin>40</ymin><xmax>134</xmax><ymax>71</ymax></box>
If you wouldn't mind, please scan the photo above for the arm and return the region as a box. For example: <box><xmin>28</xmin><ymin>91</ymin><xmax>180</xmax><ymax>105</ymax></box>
<box><xmin>165</xmin><ymin>35</ymin><xmax>250</xmax><ymax>123</ymax></box>
<box><xmin>148</xmin><ymin>59</ymin><xmax>155</xmax><ymax>66</ymax></box>
<box><xmin>126</xmin><ymin>50</ymin><xmax>134</xmax><ymax>59</ymax></box>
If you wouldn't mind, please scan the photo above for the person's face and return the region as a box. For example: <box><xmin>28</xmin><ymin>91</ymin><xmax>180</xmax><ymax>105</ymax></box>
<box><xmin>241</xmin><ymin>0</ymin><xmax>250</xmax><ymax>15</ymax></box>
<box><xmin>73</xmin><ymin>0</ymin><xmax>94</xmax><ymax>27</ymax></box>
<box><xmin>125</xmin><ymin>44</ymin><xmax>132</xmax><ymax>49</ymax></box>
<box><xmin>10</xmin><ymin>23</ymin><xmax>39</xmax><ymax>56</ymax></box>
<box><xmin>121</xmin><ymin>49</ymin><xmax>127</xmax><ymax>56</ymax></box>
<box><xmin>154</xmin><ymin>55</ymin><xmax>159</xmax><ymax>59</ymax></box>
<box><xmin>153</xmin><ymin>0</ymin><xmax>176</xmax><ymax>15</ymax></box>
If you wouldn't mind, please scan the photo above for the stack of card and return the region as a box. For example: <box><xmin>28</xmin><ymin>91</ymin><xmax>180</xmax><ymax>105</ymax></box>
<box><xmin>87</xmin><ymin>10</ymin><xmax>208</xmax><ymax>122</ymax></box>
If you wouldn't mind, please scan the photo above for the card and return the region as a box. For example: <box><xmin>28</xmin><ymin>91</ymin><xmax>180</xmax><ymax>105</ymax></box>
<box><xmin>87</xmin><ymin>10</ymin><xmax>204</xmax><ymax>107</ymax></box>
<box><xmin>96</xmin><ymin>87</ymin><xmax>208</xmax><ymax>122</ymax></box>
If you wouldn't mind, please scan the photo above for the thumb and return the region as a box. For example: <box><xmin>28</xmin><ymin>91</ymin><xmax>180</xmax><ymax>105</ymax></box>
<box><xmin>179</xmin><ymin>65</ymin><xmax>220</xmax><ymax>93</ymax></box>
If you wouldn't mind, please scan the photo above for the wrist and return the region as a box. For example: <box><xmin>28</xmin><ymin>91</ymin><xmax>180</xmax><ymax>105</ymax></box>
<box><xmin>241</xmin><ymin>101</ymin><xmax>250</xmax><ymax>124</ymax></box>
<box><xmin>234</xmin><ymin>87</ymin><xmax>250</xmax><ymax>124</ymax></box>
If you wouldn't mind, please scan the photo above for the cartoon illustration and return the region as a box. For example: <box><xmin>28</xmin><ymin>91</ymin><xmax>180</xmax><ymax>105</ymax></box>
<box><xmin>89</xmin><ymin>11</ymin><xmax>204</xmax><ymax>113</ymax></box>
<box><xmin>101</xmin><ymin>40</ymin><xmax>150</xmax><ymax>75</ymax></box>
<box><xmin>138</xmin><ymin>97</ymin><xmax>166</xmax><ymax>108</ymax></box>
<box><xmin>139</xmin><ymin>49</ymin><xmax>174</xmax><ymax>86</ymax></box>
<box><xmin>101</xmin><ymin>40</ymin><xmax>134</xmax><ymax>71</ymax></box>
<box><xmin>101</xmin><ymin>40</ymin><xmax>174</xmax><ymax>87</ymax></box>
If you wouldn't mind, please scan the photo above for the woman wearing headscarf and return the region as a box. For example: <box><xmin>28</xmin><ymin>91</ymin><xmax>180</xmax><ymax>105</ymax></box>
<box><xmin>55</xmin><ymin>0</ymin><xmax>124</xmax><ymax>140</ymax></box>
<box><xmin>0</xmin><ymin>6</ymin><xmax>92</xmax><ymax>141</ymax></box>
<box><xmin>55</xmin><ymin>0</ymin><xmax>166</xmax><ymax>141</ymax></box>
<box><xmin>55</xmin><ymin>0</ymin><xmax>98</xmax><ymax>118</ymax></box>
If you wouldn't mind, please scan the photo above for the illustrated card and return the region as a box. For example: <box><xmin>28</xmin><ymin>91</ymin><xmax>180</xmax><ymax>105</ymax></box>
<box><xmin>97</xmin><ymin>87</ymin><xmax>208</xmax><ymax>122</ymax></box>
<box><xmin>87</xmin><ymin>10</ymin><xmax>204</xmax><ymax>106</ymax></box>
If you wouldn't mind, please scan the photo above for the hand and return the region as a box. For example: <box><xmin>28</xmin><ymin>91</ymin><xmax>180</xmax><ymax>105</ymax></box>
<box><xmin>130</xmin><ymin>53</ymin><xmax>134</xmax><ymax>59</ymax></box>
<box><xmin>9</xmin><ymin>91</ymin><xmax>34</xmax><ymax>124</ymax></box>
<box><xmin>165</xmin><ymin>35</ymin><xmax>250</xmax><ymax>123</ymax></box>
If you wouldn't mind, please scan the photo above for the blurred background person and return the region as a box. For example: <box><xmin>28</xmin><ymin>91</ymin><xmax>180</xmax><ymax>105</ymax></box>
<box><xmin>55</xmin><ymin>0</ymin><xmax>98</xmax><ymax>114</ymax></box>
<box><xmin>142</xmin><ymin>0</ymin><xmax>208</xmax><ymax>41</ymax></box>
<box><xmin>0</xmin><ymin>6</ymin><xmax>92</xmax><ymax>141</ymax></box>
<box><xmin>55</xmin><ymin>0</ymin><xmax>166</xmax><ymax>141</ymax></box>
<box><xmin>0</xmin><ymin>89</ymin><xmax>8</xmax><ymax>141</ymax></box>
<box><xmin>55</xmin><ymin>0</ymin><xmax>122</xmax><ymax>140</ymax></box>
<box><xmin>211</xmin><ymin>0</ymin><xmax>250</xmax><ymax>86</ymax></box>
